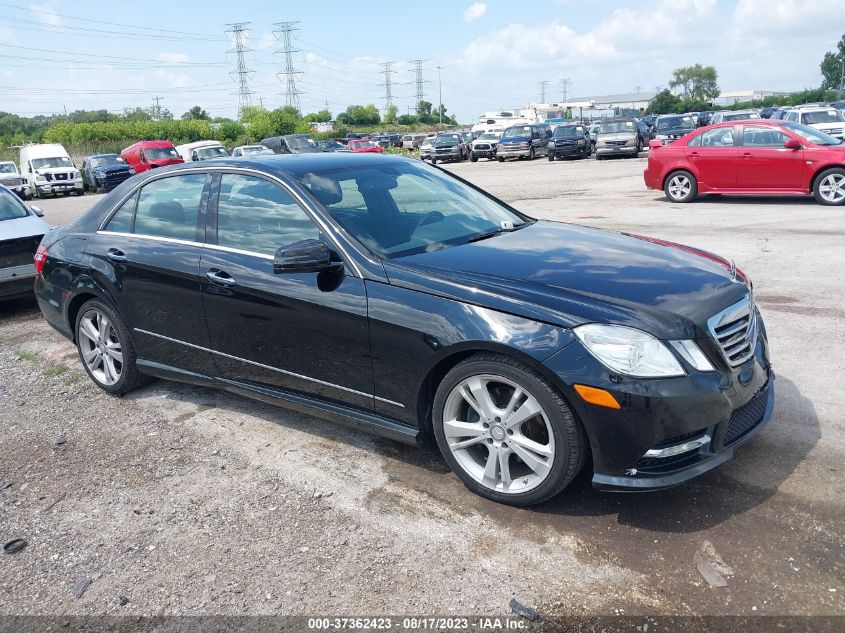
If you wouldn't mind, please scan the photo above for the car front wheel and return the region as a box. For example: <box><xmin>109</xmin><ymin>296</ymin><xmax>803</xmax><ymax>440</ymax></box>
<box><xmin>813</xmin><ymin>168</ymin><xmax>845</xmax><ymax>206</ymax></box>
<box><xmin>433</xmin><ymin>354</ymin><xmax>586</xmax><ymax>506</ymax></box>
<box><xmin>75</xmin><ymin>299</ymin><xmax>147</xmax><ymax>395</ymax></box>
<box><xmin>664</xmin><ymin>170</ymin><xmax>697</xmax><ymax>203</ymax></box>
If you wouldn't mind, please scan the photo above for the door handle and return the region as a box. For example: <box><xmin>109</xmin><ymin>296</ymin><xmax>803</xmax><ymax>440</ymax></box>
<box><xmin>688</xmin><ymin>151</ymin><xmax>700</xmax><ymax>157</ymax></box>
<box><xmin>206</xmin><ymin>269</ymin><xmax>236</xmax><ymax>287</ymax></box>
<box><xmin>741</xmin><ymin>152</ymin><xmax>753</xmax><ymax>158</ymax></box>
<box><xmin>106</xmin><ymin>248</ymin><xmax>127</xmax><ymax>263</ymax></box>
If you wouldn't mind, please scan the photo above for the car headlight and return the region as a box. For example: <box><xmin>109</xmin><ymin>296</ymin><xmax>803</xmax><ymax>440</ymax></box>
<box><xmin>573</xmin><ymin>324</ymin><xmax>685</xmax><ymax>378</ymax></box>
<box><xmin>577</xmin><ymin>139</ymin><xmax>585</xmax><ymax>145</ymax></box>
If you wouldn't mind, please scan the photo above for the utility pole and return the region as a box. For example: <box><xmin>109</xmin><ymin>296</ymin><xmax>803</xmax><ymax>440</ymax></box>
<box><xmin>839</xmin><ymin>58</ymin><xmax>845</xmax><ymax>100</ymax></box>
<box><xmin>225</xmin><ymin>22</ymin><xmax>255</xmax><ymax>118</ymax></box>
<box><xmin>654</xmin><ymin>84</ymin><xmax>663</xmax><ymax>93</ymax></box>
<box><xmin>274</xmin><ymin>21</ymin><xmax>303</xmax><ymax>112</ymax></box>
<box><xmin>559</xmin><ymin>78</ymin><xmax>570</xmax><ymax>104</ymax></box>
<box><xmin>436</xmin><ymin>65</ymin><xmax>443</xmax><ymax>125</ymax></box>
<box><xmin>634</xmin><ymin>85</ymin><xmax>642</xmax><ymax>93</ymax></box>
<box><xmin>152</xmin><ymin>96</ymin><xmax>163</xmax><ymax>120</ymax></box>
<box><xmin>537</xmin><ymin>80</ymin><xmax>549</xmax><ymax>104</ymax></box>
<box><xmin>409</xmin><ymin>59</ymin><xmax>430</xmax><ymax>112</ymax></box>
<box><xmin>378</xmin><ymin>61</ymin><xmax>396</xmax><ymax>112</ymax></box>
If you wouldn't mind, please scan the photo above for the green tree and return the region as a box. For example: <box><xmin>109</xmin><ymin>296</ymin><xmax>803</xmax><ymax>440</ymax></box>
<box><xmin>336</xmin><ymin>104</ymin><xmax>381</xmax><ymax>126</ymax></box>
<box><xmin>181</xmin><ymin>106</ymin><xmax>210</xmax><ymax>120</ymax></box>
<box><xmin>303</xmin><ymin>109</ymin><xmax>332</xmax><ymax>122</ymax></box>
<box><xmin>383</xmin><ymin>104</ymin><xmax>398</xmax><ymax>125</ymax></box>
<box><xmin>646</xmin><ymin>90</ymin><xmax>683</xmax><ymax>114</ymax></box>
<box><xmin>397</xmin><ymin>114</ymin><xmax>418</xmax><ymax>125</ymax></box>
<box><xmin>669</xmin><ymin>64</ymin><xmax>719</xmax><ymax>102</ymax></box>
<box><xmin>820</xmin><ymin>33</ymin><xmax>845</xmax><ymax>90</ymax></box>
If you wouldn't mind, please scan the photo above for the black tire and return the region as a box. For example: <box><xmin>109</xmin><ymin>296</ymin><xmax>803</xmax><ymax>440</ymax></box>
<box><xmin>812</xmin><ymin>167</ymin><xmax>845</xmax><ymax>206</ymax></box>
<box><xmin>663</xmin><ymin>169</ymin><xmax>698</xmax><ymax>203</ymax></box>
<box><xmin>497</xmin><ymin>156</ymin><xmax>504</xmax><ymax>162</ymax></box>
<box><xmin>548</xmin><ymin>153</ymin><xmax>555</xmax><ymax>162</ymax></box>
<box><xmin>74</xmin><ymin>299</ymin><xmax>148</xmax><ymax>396</ymax></box>
<box><xmin>636</xmin><ymin>140</ymin><xmax>642</xmax><ymax>154</ymax></box>
<box><xmin>431</xmin><ymin>158</ymin><xmax>437</xmax><ymax>165</ymax></box>
<box><xmin>470</xmin><ymin>154</ymin><xmax>478</xmax><ymax>162</ymax></box>
<box><xmin>528</xmin><ymin>147</ymin><xmax>535</xmax><ymax>160</ymax></box>
<box><xmin>432</xmin><ymin>353</ymin><xmax>587</xmax><ymax>506</ymax></box>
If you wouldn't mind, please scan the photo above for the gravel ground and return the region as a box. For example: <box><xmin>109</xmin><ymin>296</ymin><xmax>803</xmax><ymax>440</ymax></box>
<box><xmin>2</xmin><ymin>155</ymin><xmax>843</xmax><ymax>620</ymax></box>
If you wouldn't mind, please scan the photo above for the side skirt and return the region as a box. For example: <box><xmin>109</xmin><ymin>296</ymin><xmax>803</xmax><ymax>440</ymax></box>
<box><xmin>136</xmin><ymin>359</ymin><xmax>421</xmax><ymax>446</ymax></box>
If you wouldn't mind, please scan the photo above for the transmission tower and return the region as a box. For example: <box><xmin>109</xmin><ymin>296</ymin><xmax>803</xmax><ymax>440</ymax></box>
<box><xmin>274</xmin><ymin>21</ymin><xmax>303</xmax><ymax>111</ymax></box>
<box><xmin>538</xmin><ymin>80</ymin><xmax>549</xmax><ymax>103</ymax></box>
<box><xmin>378</xmin><ymin>62</ymin><xmax>396</xmax><ymax>110</ymax></box>
<box><xmin>559</xmin><ymin>78</ymin><xmax>571</xmax><ymax>103</ymax></box>
<box><xmin>409</xmin><ymin>59</ymin><xmax>430</xmax><ymax>110</ymax></box>
<box><xmin>225</xmin><ymin>22</ymin><xmax>255</xmax><ymax>117</ymax></box>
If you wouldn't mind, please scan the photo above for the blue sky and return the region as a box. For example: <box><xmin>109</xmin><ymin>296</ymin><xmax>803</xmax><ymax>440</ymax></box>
<box><xmin>0</xmin><ymin>0</ymin><xmax>840</xmax><ymax>122</ymax></box>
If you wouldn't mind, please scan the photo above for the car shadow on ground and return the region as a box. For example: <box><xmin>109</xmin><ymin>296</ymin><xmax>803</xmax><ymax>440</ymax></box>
<box><xmin>0</xmin><ymin>296</ymin><xmax>39</xmax><ymax>321</ymax></box>
<box><xmin>652</xmin><ymin>194</ymin><xmax>818</xmax><ymax>206</ymax></box>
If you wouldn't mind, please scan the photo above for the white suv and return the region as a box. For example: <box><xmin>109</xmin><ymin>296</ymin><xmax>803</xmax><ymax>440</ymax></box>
<box><xmin>785</xmin><ymin>106</ymin><xmax>845</xmax><ymax>139</ymax></box>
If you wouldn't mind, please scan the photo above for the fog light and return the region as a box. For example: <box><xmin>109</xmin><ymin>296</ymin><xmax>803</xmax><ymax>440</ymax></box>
<box><xmin>574</xmin><ymin>384</ymin><xmax>621</xmax><ymax>409</ymax></box>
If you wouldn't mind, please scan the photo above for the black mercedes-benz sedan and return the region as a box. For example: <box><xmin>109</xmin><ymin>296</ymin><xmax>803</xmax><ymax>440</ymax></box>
<box><xmin>33</xmin><ymin>154</ymin><xmax>774</xmax><ymax>506</ymax></box>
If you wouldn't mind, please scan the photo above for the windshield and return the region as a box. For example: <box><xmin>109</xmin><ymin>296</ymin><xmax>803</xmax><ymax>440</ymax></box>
<box><xmin>197</xmin><ymin>146</ymin><xmax>229</xmax><ymax>159</ymax></box>
<box><xmin>782</xmin><ymin>121</ymin><xmax>842</xmax><ymax>146</ymax></box>
<box><xmin>502</xmin><ymin>126</ymin><xmax>532</xmax><ymax>139</ymax></box>
<box><xmin>598</xmin><ymin>121</ymin><xmax>635</xmax><ymax>134</ymax></box>
<box><xmin>146</xmin><ymin>147</ymin><xmax>180</xmax><ymax>160</ymax></box>
<box><xmin>0</xmin><ymin>163</ymin><xmax>16</xmax><ymax>174</ymax></box>
<box><xmin>90</xmin><ymin>156</ymin><xmax>125</xmax><ymax>168</ymax></box>
<box><xmin>656</xmin><ymin>116</ymin><xmax>695</xmax><ymax>131</ymax></box>
<box><xmin>435</xmin><ymin>134</ymin><xmax>461</xmax><ymax>145</ymax></box>
<box><xmin>32</xmin><ymin>157</ymin><xmax>73</xmax><ymax>169</ymax></box>
<box><xmin>240</xmin><ymin>145</ymin><xmax>273</xmax><ymax>155</ymax></box>
<box><xmin>478</xmin><ymin>133</ymin><xmax>500</xmax><ymax>141</ymax></box>
<box><xmin>401</xmin><ymin>135</ymin><xmax>413</xmax><ymax>141</ymax></box>
<box><xmin>0</xmin><ymin>187</ymin><xmax>29</xmax><ymax>221</ymax></box>
<box><xmin>554</xmin><ymin>126</ymin><xmax>584</xmax><ymax>138</ymax></box>
<box><xmin>723</xmin><ymin>111</ymin><xmax>760</xmax><ymax>121</ymax></box>
<box><xmin>287</xmin><ymin>136</ymin><xmax>317</xmax><ymax>150</ymax></box>
<box><xmin>349</xmin><ymin>141</ymin><xmax>377</xmax><ymax>149</ymax></box>
<box><xmin>801</xmin><ymin>110</ymin><xmax>844</xmax><ymax>125</ymax></box>
<box><xmin>294</xmin><ymin>161</ymin><xmax>527</xmax><ymax>259</ymax></box>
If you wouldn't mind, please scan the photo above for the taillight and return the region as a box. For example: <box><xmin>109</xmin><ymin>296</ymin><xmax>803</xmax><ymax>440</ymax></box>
<box><xmin>33</xmin><ymin>244</ymin><xmax>48</xmax><ymax>275</ymax></box>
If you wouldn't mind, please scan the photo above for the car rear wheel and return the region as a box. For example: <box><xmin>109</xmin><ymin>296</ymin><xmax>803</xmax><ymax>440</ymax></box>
<box><xmin>813</xmin><ymin>168</ymin><xmax>845</xmax><ymax>206</ymax></box>
<box><xmin>664</xmin><ymin>170</ymin><xmax>697</xmax><ymax>203</ymax></box>
<box><xmin>75</xmin><ymin>299</ymin><xmax>147</xmax><ymax>395</ymax></box>
<box><xmin>548</xmin><ymin>153</ymin><xmax>555</xmax><ymax>162</ymax></box>
<box><xmin>528</xmin><ymin>147</ymin><xmax>535</xmax><ymax>160</ymax></box>
<box><xmin>470</xmin><ymin>154</ymin><xmax>478</xmax><ymax>162</ymax></box>
<box><xmin>432</xmin><ymin>354</ymin><xmax>586</xmax><ymax>506</ymax></box>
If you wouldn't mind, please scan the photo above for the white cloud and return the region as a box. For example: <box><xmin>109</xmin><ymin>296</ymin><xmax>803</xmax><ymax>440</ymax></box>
<box><xmin>732</xmin><ymin>0</ymin><xmax>842</xmax><ymax>34</ymax></box>
<box><xmin>153</xmin><ymin>69</ymin><xmax>191</xmax><ymax>89</ymax></box>
<box><xmin>157</xmin><ymin>52</ymin><xmax>190</xmax><ymax>64</ymax></box>
<box><xmin>255</xmin><ymin>32</ymin><xmax>276</xmax><ymax>51</ymax></box>
<box><xmin>30</xmin><ymin>4</ymin><xmax>60</xmax><ymax>27</ymax></box>
<box><xmin>464</xmin><ymin>2</ymin><xmax>487</xmax><ymax>22</ymax></box>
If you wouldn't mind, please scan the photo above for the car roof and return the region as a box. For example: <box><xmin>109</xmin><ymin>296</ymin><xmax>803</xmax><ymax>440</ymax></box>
<box><xmin>86</xmin><ymin>153</ymin><xmax>120</xmax><ymax>159</ymax></box>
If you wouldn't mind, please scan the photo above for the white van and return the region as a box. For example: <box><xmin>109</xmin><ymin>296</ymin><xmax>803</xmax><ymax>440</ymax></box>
<box><xmin>20</xmin><ymin>143</ymin><xmax>84</xmax><ymax>198</ymax></box>
<box><xmin>175</xmin><ymin>140</ymin><xmax>229</xmax><ymax>162</ymax></box>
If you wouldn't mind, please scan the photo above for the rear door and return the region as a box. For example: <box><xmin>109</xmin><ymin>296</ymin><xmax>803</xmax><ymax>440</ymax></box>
<box><xmin>199</xmin><ymin>171</ymin><xmax>373</xmax><ymax>410</ymax></box>
<box><xmin>738</xmin><ymin>125</ymin><xmax>805</xmax><ymax>189</ymax></box>
<box><xmin>89</xmin><ymin>172</ymin><xmax>216</xmax><ymax>374</ymax></box>
<box><xmin>685</xmin><ymin>126</ymin><xmax>738</xmax><ymax>189</ymax></box>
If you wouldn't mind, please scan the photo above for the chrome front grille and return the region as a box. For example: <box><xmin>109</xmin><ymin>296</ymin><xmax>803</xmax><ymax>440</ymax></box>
<box><xmin>708</xmin><ymin>295</ymin><xmax>757</xmax><ymax>367</ymax></box>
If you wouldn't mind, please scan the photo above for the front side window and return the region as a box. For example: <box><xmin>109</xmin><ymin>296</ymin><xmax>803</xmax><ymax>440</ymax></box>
<box><xmin>295</xmin><ymin>161</ymin><xmax>527</xmax><ymax>259</ymax></box>
<box><xmin>216</xmin><ymin>174</ymin><xmax>320</xmax><ymax>256</ymax></box>
<box><xmin>134</xmin><ymin>174</ymin><xmax>206</xmax><ymax>240</ymax></box>
<box><xmin>145</xmin><ymin>147</ymin><xmax>180</xmax><ymax>161</ymax></box>
<box><xmin>742</xmin><ymin>126</ymin><xmax>788</xmax><ymax>147</ymax></box>
<box><xmin>699</xmin><ymin>128</ymin><xmax>735</xmax><ymax>147</ymax></box>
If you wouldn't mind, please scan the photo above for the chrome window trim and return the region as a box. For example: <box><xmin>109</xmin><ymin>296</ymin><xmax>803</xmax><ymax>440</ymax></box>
<box><xmin>95</xmin><ymin>231</ymin><xmax>277</xmax><ymax>261</ymax></box>
<box><xmin>133</xmin><ymin>327</ymin><xmax>404</xmax><ymax>408</ymax></box>
<box><xmin>96</xmin><ymin>165</ymin><xmax>362</xmax><ymax>278</ymax></box>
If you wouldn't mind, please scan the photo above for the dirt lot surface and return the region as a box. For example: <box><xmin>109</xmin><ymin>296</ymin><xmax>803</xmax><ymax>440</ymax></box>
<box><xmin>1</xmin><ymin>155</ymin><xmax>843</xmax><ymax>620</ymax></box>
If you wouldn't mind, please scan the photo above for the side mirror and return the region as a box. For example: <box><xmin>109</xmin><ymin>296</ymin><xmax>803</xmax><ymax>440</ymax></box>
<box><xmin>30</xmin><ymin>205</ymin><xmax>43</xmax><ymax>217</ymax></box>
<box><xmin>273</xmin><ymin>239</ymin><xmax>343</xmax><ymax>274</ymax></box>
<box><xmin>783</xmin><ymin>138</ymin><xmax>801</xmax><ymax>150</ymax></box>
<box><xmin>192</xmin><ymin>152</ymin><xmax>199</xmax><ymax>161</ymax></box>
<box><xmin>649</xmin><ymin>139</ymin><xmax>663</xmax><ymax>149</ymax></box>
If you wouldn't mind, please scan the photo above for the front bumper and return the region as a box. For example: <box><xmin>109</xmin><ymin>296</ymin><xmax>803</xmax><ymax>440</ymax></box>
<box><xmin>497</xmin><ymin>148</ymin><xmax>531</xmax><ymax>159</ymax></box>
<box><xmin>0</xmin><ymin>264</ymin><xmax>36</xmax><ymax>300</ymax></box>
<box><xmin>472</xmin><ymin>148</ymin><xmax>496</xmax><ymax>158</ymax></box>
<box><xmin>35</xmin><ymin>180</ymin><xmax>84</xmax><ymax>194</ymax></box>
<box><xmin>431</xmin><ymin>150</ymin><xmax>461</xmax><ymax>161</ymax></box>
<box><xmin>596</xmin><ymin>144</ymin><xmax>638</xmax><ymax>156</ymax></box>
<box><xmin>544</xmin><ymin>327</ymin><xmax>774</xmax><ymax>491</ymax></box>
<box><xmin>551</xmin><ymin>144</ymin><xmax>588</xmax><ymax>157</ymax></box>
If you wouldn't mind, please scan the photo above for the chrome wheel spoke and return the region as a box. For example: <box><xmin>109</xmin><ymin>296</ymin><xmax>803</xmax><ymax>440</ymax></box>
<box><xmin>504</xmin><ymin>396</ymin><xmax>542</xmax><ymax>429</ymax></box>
<box><xmin>482</xmin><ymin>447</ymin><xmax>499</xmax><ymax>485</ymax></box>
<box><xmin>509</xmin><ymin>438</ymin><xmax>552</xmax><ymax>477</ymax></box>
<box><xmin>82</xmin><ymin>347</ymin><xmax>99</xmax><ymax>364</ymax></box>
<box><xmin>78</xmin><ymin>308</ymin><xmax>124</xmax><ymax>386</ymax></box>
<box><xmin>80</xmin><ymin>319</ymin><xmax>99</xmax><ymax>343</ymax></box>
<box><xmin>104</xmin><ymin>342</ymin><xmax>122</xmax><ymax>361</ymax></box>
<box><xmin>498</xmin><ymin>450</ymin><xmax>513</xmax><ymax>488</ymax></box>
<box><xmin>464</xmin><ymin>376</ymin><xmax>497</xmax><ymax>419</ymax></box>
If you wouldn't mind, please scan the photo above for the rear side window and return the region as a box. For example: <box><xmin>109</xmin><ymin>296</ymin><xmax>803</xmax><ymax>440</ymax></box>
<box><xmin>104</xmin><ymin>192</ymin><xmax>137</xmax><ymax>232</ymax></box>
<box><xmin>216</xmin><ymin>174</ymin><xmax>319</xmax><ymax>256</ymax></box>
<box><xmin>134</xmin><ymin>174</ymin><xmax>206</xmax><ymax>240</ymax></box>
<box><xmin>700</xmin><ymin>128</ymin><xmax>735</xmax><ymax>147</ymax></box>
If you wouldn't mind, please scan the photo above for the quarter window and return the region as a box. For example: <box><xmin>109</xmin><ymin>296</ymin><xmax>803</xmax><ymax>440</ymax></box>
<box><xmin>134</xmin><ymin>174</ymin><xmax>206</xmax><ymax>240</ymax></box>
<box><xmin>743</xmin><ymin>126</ymin><xmax>789</xmax><ymax>147</ymax></box>
<box><xmin>104</xmin><ymin>192</ymin><xmax>137</xmax><ymax>233</ymax></box>
<box><xmin>216</xmin><ymin>174</ymin><xmax>320</xmax><ymax>256</ymax></box>
<box><xmin>699</xmin><ymin>128</ymin><xmax>735</xmax><ymax>147</ymax></box>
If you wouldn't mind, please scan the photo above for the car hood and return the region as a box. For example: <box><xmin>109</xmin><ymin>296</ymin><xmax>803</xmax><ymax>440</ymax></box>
<box><xmin>383</xmin><ymin>221</ymin><xmax>748</xmax><ymax>340</ymax></box>
<box><xmin>0</xmin><ymin>214</ymin><xmax>51</xmax><ymax>241</ymax></box>
<box><xmin>93</xmin><ymin>164</ymin><xmax>132</xmax><ymax>174</ymax></box>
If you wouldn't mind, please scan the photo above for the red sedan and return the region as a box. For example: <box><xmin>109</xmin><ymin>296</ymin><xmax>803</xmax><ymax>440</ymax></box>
<box><xmin>644</xmin><ymin>120</ymin><xmax>845</xmax><ymax>206</ymax></box>
<box><xmin>347</xmin><ymin>140</ymin><xmax>383</xmax><ymax>153</ymax></box>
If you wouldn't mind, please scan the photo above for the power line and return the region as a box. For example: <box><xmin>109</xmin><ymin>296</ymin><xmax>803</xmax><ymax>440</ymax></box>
<box><xmin>378</xmin><ymin>61</ymin><xmax>396</xmax><ymax>110</ymax></box>
<box><xmin>274</xmin><ymin>21</ymin><xmax>303</xmax><ymax>112</ymax></box>
<box><xmin>409</xmin><ymin>59</ymin><xmax>430</xmax><ymax>111</ymax></box>
<box><xmin>225</xmin><ymin>22</ymin><xmax>255</xmax><ymax>117</ymax></box>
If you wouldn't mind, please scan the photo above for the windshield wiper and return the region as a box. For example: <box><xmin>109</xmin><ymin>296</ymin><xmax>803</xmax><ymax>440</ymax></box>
<box><xmin>466</xmin><ymin>222</ymin><xmax>529</xmax><ymax>243</ymax></box>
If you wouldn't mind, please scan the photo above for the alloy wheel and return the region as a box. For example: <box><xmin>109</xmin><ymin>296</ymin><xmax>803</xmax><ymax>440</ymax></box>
<box><xmin>819</xmin><ymin>173</ymin><xmax>845</xmax><ymax>204</ymax></box>
<box><xmin>442</xmin><ymin>374</ymin><xmax>555</xmax><ymax>494</ymax></box>
<box><xmin>667</xmin><ymin>174</ymin><xmax>692</xmax><ymax>200</ymax></box>
<box><xmin>78</xmin><ymin>308</ymin><xmax>123</xmax><ymax>386</ymax></box>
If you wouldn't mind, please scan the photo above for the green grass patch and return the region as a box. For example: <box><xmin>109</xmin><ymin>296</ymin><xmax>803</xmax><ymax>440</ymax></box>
<box><xmin>43</xmin><ymin>363</ymin><xmax>69</xmax><ymax>378</ymax></box>
<box><xmin>15</xmin><ymin>350</ymin><xmax>38</xmax><ymax>362</ymax></box>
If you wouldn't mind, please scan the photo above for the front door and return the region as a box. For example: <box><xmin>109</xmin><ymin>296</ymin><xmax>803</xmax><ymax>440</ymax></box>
<box><xmin>738</xmin><ymin>125</ymin><xmax>805</xmax><ymax>189</ymax></box>
<box><xmin>200</xmin><ymin>172</ymin><xmax>373</xmax><ymax>411</ymax></box>
<box><xmin>89</xmin><ymin>172</ymin><xmax>216</xmax><ymax>374</ymax></box>
<box><xmin>685</xmin><ymin>126</ymin><xmax>738</xmax><ymax>189</ymax></box>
